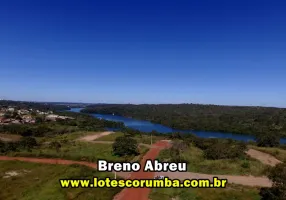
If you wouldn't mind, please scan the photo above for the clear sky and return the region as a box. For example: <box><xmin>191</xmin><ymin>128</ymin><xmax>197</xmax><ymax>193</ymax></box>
<box><xmin>0</xmin><ymin>0</ymin><xmax>285</xmax><ymax>107</ymax></box>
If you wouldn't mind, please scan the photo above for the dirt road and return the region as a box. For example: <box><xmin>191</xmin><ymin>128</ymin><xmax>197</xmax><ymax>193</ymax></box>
<box><xmin>77</xmin><ymin>131</ymin><xmax>114</xmax><ymax>141</ymax></box>
<box><xmin>0</xmin><ymin>133</ymin><xmax>22</xmax><ymax>142</ymax></box>
<box><xmin>246</xmin><ymin>149</ymin><xmax>282</xmax><ymax>166</ymax></box>
<box><xmin>0</xmin><ymin>136</ymin><xmax>12</xmax><ymax>142</ymax></box>
<box><xmin>0</xmin><ymin>156</ymin><xmax>130</xmax><ymax>178</ymax></box>
<box><xmin>0</xmin><ymin>134</ymin><xmax>279</xmax><ymax>200</ymax></box>
<box><xmin>113</xmin><ymin>140</ymin><xmax>172</xmax><ymax>200</ymax></box>
<box><xmin>155</xmin><ymin>171</ymin><xmax>272</xmax><ymax>187</ymax></box>
<box><xmin>90</xmin><ymin>140</ymin><xmax>152</xmax><ymax>148</ymax></box>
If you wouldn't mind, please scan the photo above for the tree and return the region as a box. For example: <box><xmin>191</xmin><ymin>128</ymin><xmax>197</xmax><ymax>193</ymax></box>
<box><xmin>20</xmin><ymin>137</ymin><xmax>38</xmax><ymax>149</ymax></box>
<box><xmin>112</xmin><ymin>136</ymin><xmax>139</xmax><ymax>157</ymax></box>
<box><xmin>259</xmin><ymin>163</ymin><xmax>286</xmax><ymax>200</ymax></box>
<box><xmin>170</xmin><ymin>140</ymin><xmax>189</xmax><ymax>162</ymax></box>
<box><xmin>203</xmin><ymin>142</ymin><xmax>246</xmax><ymax>160</ymax></box>
<box><xmin>0</xmin><ymin>141</ymin><xmax>5</xmax><ymax>153</ymax></box>
<box><xmin>256</xmin><ymin>133</ymin><xmax>280</xmax><ymax>147</ymax></box>
<box><xmin>49</xmin><ymin>141</ymin><xmax>62</xmax><ymax>152</ymax></box>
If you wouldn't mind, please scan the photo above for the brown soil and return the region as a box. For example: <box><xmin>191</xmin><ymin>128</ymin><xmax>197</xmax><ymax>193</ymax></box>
<box><xmin>0</xmin><ymin>156</ymin><xmax>98</xmax><ymax>168</ymax></box>
<box><xmin>90</xmin><ymin>140</ymin><xmax>152</xmax><ymax>148</ymax></box>
<box><xmin>0</xmin><ymin>138</ymin><xmax>278</xmax><ymax>200</ymax></box>
<box><xmin>246</xmin><ymin>149</ymin><xmax>282</xmax><ymax>166</ymax></box>
<box><xmin>113</xmin><ymin>140</ymin><xmax>172</xmax><ymax>200</ymax></box>
<box><xmin>155</xmin><ymin>171</ymin><xmax>272</xmax><ymax>187</ymax></box>
<box><xmin>77</xmin><ymin>131</ymin><xmax>114</xmax><ymax>141</ymax></box>
<box><xmin>0</xmin><ymin>156</ymin><xmax>130</xmax><ymax>178</ymax></box>
<box><xmin>0</xmin><ymin>133</ymin><xmax>22</xmax><ymax>142</ymax></box>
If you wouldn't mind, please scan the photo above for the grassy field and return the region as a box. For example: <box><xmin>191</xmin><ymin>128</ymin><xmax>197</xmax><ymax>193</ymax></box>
<box><xmin>2</xmin><ymin>131</ymin><xmax>149</xmax><ymax>163</ymax></box>
<box><xmin>150</xmin><ymin>184</ymin><xmax>260</xmax><ymax>200</ymax></box>
<box><xmin>95</xmin><ymin>131</ymin><xmax>166</xmax><ymax>144</ymax></box>
<box><xmin>8</xmin><ymin>141</ymin><xmax>136</xmax><ymax>162</ymax></box>
<box><xmin>250</xmin><ymin>145</ymin><xmax>286</xmax><ymax>162</ymax></box>
<box><xmin>37</xmin><ymin>131</ymin><xmax>102</xmax><ymax>143</ymax></box>
<box><xmin>0</xmin><ymin>160</ymin><xmax>121</xmax><ymax>200</ymax></box>
<box><xmin>157</xmin><ymin>144</ymin><xmax>268</xmax><ymax>176</ymax></box>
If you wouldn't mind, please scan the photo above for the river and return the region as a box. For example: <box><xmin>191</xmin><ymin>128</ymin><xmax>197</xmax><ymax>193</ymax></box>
<box><xmin>69</xmin><ymin>108</ymin><xmax>286</xmax><ymax>144</ymax></box>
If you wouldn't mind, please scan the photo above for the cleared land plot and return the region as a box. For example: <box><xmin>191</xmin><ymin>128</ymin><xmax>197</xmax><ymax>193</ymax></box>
<box><xmin>8</xmin><ymin>142</ymin><xmax>134</xmax><ymax>162</ymax></box>
<box><xmin>37</xmin><ymin>131</ymin><xmax>102</xmax><ymax>143</ymax></box>
<box><xmin>250</xmin><ymin>145</ymin><xmax>286</xmax><ymax>163</ymax></box>
<box><xmin>78</xmin><ymin>131</ymin><xmax>114</xmax><ymax>141</ymax></box>
<box><xmin>150</xmin><ymin>184</ymin><xmax>260</xmax><ymax>200</ymax></box>
<box><xmin>0</xmin><ymin>160</ymin><xmax>120</xmax><ymax>200</ymax></box>
<box><xmin>95</xmin><ymin>132</ymin><xmax>167</xmax><ymax>144</ymax></box>
<box><xmin>157</xmin><ymin>144</ymin><xmax>268</xmax><ymax>176</ymax></box>
<box><xmin>246</xmin><ymin>148</ymin><xmax>282</xmax><ymax>166</ymax></box>
<box><xmin>0</xmin><ymin>133</ymin><xmax>22</xmax><ymax>142</ymax></box>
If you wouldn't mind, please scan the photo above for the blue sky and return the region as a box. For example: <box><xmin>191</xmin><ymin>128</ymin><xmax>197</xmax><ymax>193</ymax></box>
<box><xmin>0</xmin><ymin>0</ymin><xmax>285</xmax><ymax>107</ymax></box>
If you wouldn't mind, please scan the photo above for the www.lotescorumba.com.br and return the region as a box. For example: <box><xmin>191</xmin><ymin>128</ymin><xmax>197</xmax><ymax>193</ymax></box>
<box><xmin>59</xmin><ymin>177</ymin><xmax>228</xmax><ymax>188</ymax></box>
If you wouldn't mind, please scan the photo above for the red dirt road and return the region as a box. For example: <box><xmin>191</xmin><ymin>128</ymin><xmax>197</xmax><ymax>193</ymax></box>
<box><xmin>0</xmin><ymin>156</ymin><xmax>98</xmax><ymax>168</ymax></box>
<box><xmin>0</xmin><ymin>156</ymin><xmax>131</xmax><ymax>178</ymax></box>
<box><xmin>113</xmin><ymin>140</ymin><xmax>172</xmax><ymax>200</ymax></box>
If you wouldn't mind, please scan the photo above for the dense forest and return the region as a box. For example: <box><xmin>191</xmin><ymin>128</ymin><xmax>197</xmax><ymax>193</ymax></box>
<box><xmin>81</xmin><ymin>104</ymin><xmax>286</xmax><ymax>137</ymax></box>
<box><xmin>0</xmin><ymin>100</ymin><xmax>70</xmax><ymax>111</ymax></box>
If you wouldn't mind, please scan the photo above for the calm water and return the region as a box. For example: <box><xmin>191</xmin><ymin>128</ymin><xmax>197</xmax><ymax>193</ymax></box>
<box><xmin>70</xmin><ymin>108</ymin><xmax>286</xmax><ymax>144</ymax></box>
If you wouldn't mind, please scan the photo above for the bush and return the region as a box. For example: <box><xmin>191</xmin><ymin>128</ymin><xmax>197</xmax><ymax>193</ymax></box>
<box><xmin>259</xmin><ymin>187</ymin><xmax>284</xmax><ymax>200</ymax></box>
<box><xmin>0</xmin><ymin>141</ymin><xmax>6</xmax><ymax>153</ymax></box>
<box><xmin>188</xmin><ymin>136</ymin><xmax>219</xmax><ymax>150</ymax></box>
<box><xmin>0</xmin><ymin>141</ymin><xmax>20</xmax><ymax>153</ymax></box>
<box><xmin>259</xmin><ymin>163</ymin><xmax>286</xmax><ymax>199</ymax></box>
<box><xmin>112</xmin><ymin>136</ymin><xmax>139</xmax><ymax>157</ymax></box>
<box><xmin>241</xmin><ymin>160</ymin><xmax>250</xmax><ymax>168</ymax></box>
<box><xmin>49</xmin><ymin>141</ymin><xmax>62</xmax><ymax>152</ymax></box>
<box><xmin>170</xmin><ymin>140</ymin><xmax>189</xmax><ymax>163</ymax></box>
<box><xmin>19</xmin><ymin>137</ymin><xmax>38</xmax><ymax>149</ymax></box>
<box><xmin>204</xmin><ymin>142</ymin><xmax>246</xmax><ymax>160</ymax></box>
<box><xmin>256</xmin><ymin>133</ymin><xmax>280</xmax><ymax>147</ymax></box>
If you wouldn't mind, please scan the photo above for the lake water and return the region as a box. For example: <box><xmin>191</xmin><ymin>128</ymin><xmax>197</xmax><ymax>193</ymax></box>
<box><xmin>69</xmin><ymin>108</ymin><xmax>286</xmax><ymax>144</ymax></box>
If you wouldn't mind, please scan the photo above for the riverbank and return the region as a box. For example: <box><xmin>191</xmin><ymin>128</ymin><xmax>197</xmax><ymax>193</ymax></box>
<box><xmin>70</xmin><ymin>108</ymin><xmax>286</xmax><ymax>144</ymax></box>
<box><xmin>80</xmin><ymin>104</ymin><xmax>286</xmax><ymax>138</ymax></box>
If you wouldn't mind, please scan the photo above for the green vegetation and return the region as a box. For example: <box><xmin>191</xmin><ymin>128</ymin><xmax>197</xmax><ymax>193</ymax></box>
<box><xmin>94</xmin><ymin>131</ymin><xmax>125</xmax><ymax>141</ymax></box>
<box><xmin>259</xmin><ymin>163</ymin><xmax>286</xmax><ymax>200</ymax></box>
<box><xmin>158</xmin><ymin>143</ymin><xmax>267</xmax><ymax>176</ymax></box>
<box><xmin>82</xmin><ymin>104</ymin><xmax>286</xmax><ymax>137</ymax></box>
<box><xmin>112</xmin><ymin>136</ymin><xmax>139</xmax><ymax>157</ymax></box>
<box><xmin>251</xmin><ymin>146</ymin><xmax>286</xmax><ymax>162</ymax></box>
<box><xmin>96</xmin><ymin>131</ymin><xmax>166</xmax><ymax>144</ymax></box>
<box><xmin>256</xmin><ymin>133</ymin><xmax>280</xmax><ymax>147</ymax></box>
<box><xmin>150</xmin><ymin>184</ymin><xmax>260</xmax><ymax>200</ymax></box>
<box><xmin>0</xmin><ymin>160</ymin><xmax>121</xmax><ymax>200</ymax></box>
<box><xmin>0</xmin><ymin>111</ymin><xmax>124</xmax><ymax>137</ymax></box>
<box><xmin>8</xmin><ymin>140</ymin><xmax>132</xmax><ymax>162</ymax></box>
<box><xmin>0</xmin><ymin>136</ymin><xmax>38</xmax><ymax>153</ymax></box>
<box><xmin>0</xmin><ymin>100</ymin><xmax>70</xmax><ymax>111</ymax></box>
<box><xmin>1</xmin><ymin>130</ymin><xmax>151</xmax><ymax>162</ymax></box>
<box><xmin>38</xmin><ymin>130</ymin><xmax>102</xmax><ymax>142</ymax></box>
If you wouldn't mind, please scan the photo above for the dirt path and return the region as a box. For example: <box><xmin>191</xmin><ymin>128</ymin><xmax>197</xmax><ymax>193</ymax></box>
<box><xmin>0</xmin><ymin>133</ymin><xmax>22</xmax><ymax>142</ymax></box>
<box><xmin>0</xmin><ymin>156</ymin><xmax>130</xmax><ymax>178</ymax></box>
<box><xmin>155</xmin><ymin>171</ymin><xmax>272</xmax><ymax>187</ymax></box>
<box><xmin>77</xmin><ymin>131</ymin><xmax>114</xmax><ymax>141</ymax></box>
<box><xmin>90</xmin><ymin>140</ymin><xmax>152</xmax><ymax>148</ymax></box>
<box><xmin>246</xmin><ymin>149</ymin><xmax>282</xmax><ymax>166</ymax></box>
<box><xmin>113</xmin><ymin>140</ymin><xmax>172</xmax><ymax>200</ymax></box>
<box><xmin>0</xmin><ymin>136</ymin><xmax>13</xmax><ymax>142</ymax></box>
